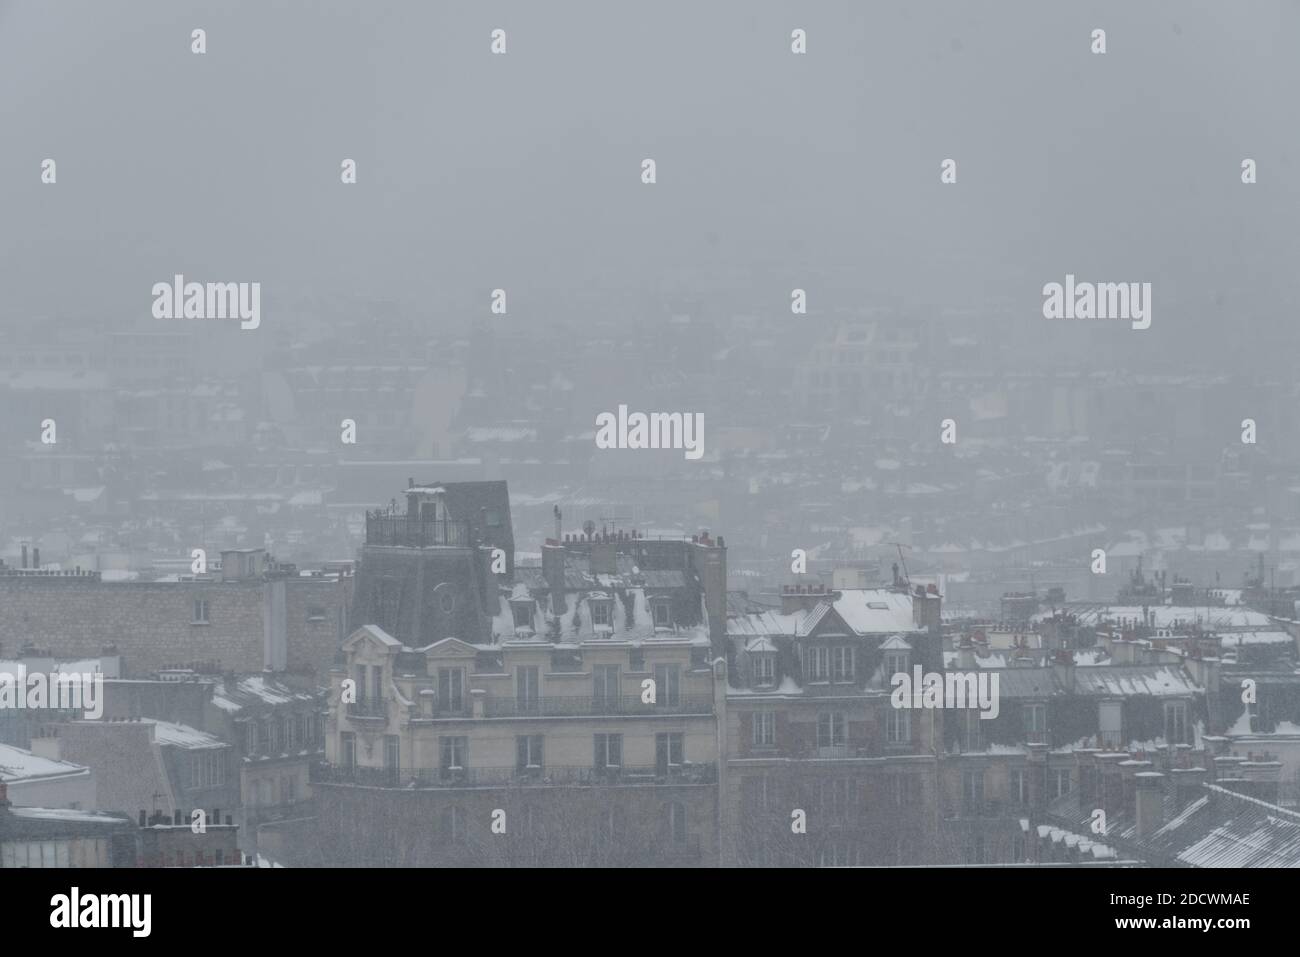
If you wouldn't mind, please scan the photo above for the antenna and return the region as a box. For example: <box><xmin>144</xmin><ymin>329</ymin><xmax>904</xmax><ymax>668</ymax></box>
<box><xmin>884</xmin><ymin>542</ymin><xmax>911</xmax><ymax>587</ymax></box>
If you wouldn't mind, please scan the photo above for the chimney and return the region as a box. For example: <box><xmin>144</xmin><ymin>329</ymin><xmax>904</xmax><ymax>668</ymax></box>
<box><xmin>542</xmin><ymin>543</ymin><xmax>567</xmax><ymax>615</ymax></box>
<box><xmin>693</xmin><ymin>535</ymin><xmax>728</xmax><ymax>649</ymax></box>
<box><xmin>1135</xmin><ymin>772</ymin><xmax>1166</xmax><ymax>837</ymax></box>
<box><xmin>20</xmin><ymin>544</ymin><xmax>27</xmax><ymax>569</ymax></box>
<box><xmin>0</xmin><ymin>780</ymin><xmax>8</xmax><ymax>807</ymax></box>
<box><xmin>1169</xmin><ymin>767</ymin><xmax>1207</xmax><ymax>807</ymax></box>
<box><xmin>957</xmin><ymin>636</ymin><xmax>975</xmax><ymax>671</ymax></box>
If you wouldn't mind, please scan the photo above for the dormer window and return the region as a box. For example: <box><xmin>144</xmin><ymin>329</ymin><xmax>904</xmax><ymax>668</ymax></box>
<box><xmin>590</xmin><ymin>597</ymin><xmax>614</xmax><ymax>628</ymax></box>
<box><xmin>511</xmin><ymin>600</ymin><xmax>534</xmax><ymax>630</ymax></box>
<box><xmin>753</xmin><ymin>654</ymin><xmax>776</xmax><ymax>687</ymax></box>
<box><xmin>884</xmin><ymin>650</ymin><xmax>910</xmax><ymax>681</ymax></box>
<box><xmin>652</xmin><ymin>600</ymin><xmax>672</xmax><ymax>629</ymax></box>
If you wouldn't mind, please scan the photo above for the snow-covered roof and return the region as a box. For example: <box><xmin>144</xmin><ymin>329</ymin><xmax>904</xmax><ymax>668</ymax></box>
<box><xmin>148</xmin><ymin>720</ymin><xmax>226</xmax><ymax>750</ymax></box>
<box><xmin>0</xmin><ymin>744</ymin><xmax>89</xmax><ymax>783</ymax></box>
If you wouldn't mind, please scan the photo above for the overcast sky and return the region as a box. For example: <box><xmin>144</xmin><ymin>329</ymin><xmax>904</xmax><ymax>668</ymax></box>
<box><xmin>1</xmin><ymin>0</ymin><xmax>1296</xmax><ymax>364</ymax></box>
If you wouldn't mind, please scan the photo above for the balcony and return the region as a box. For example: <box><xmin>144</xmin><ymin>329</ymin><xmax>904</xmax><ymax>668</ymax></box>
<box><xmin>365</xmin><ymin>513</ymin><xmax>472</xmax><ymax>548</ymax></box>
<box><xmin>346</xmin><ymin>699</ymin><xmax>388</xmax><ymax>720</ymax></box>
<box><xmin>310</xmin><ymin>761</ymin><xmax>718</xmax><ymax>789</ymax></box>
<box><xmin>482</xmin><ymin>695</ymin><xmax>714</xmax><ymax>719</ymax></box>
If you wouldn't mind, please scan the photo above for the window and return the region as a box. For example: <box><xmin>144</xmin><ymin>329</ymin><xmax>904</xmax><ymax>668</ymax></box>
<box><xmin>594</xmin><ymin>733</ymin><xmax>623</xmax><ymax>770</ymax></box>
<box><xmin>189</xmin><ymin>750</ymin><xmax>227</xmax><ymax>790</ymax></box>
<box><xmin>816</xmin><ymin>712</ymin><xmax>846</xmax><ymax>750</ymax></box>
<box><xmin>593</xmin><ymin>665</ymin><xmax>620</xmax><ymax>709</ymax></box>
<box><xmin>437</xmin><ymin>667</ymin><xmax>464</xmax><ymax>714</ymax></box>
<box><xmin>440</xmin><ymin>736</ymin><xmax>467</xmax><ymax>775</ymax></box>
<box><xmin>655</xmin><ymin>732</ymin><xmax>684</xmax><ymax>774</ymax></box>
<box><xmin>590</xmin><ymin>600</ymin><xmax>612</xmax><ymax>627</ymax></box>
<box><xmin>516</xmin><ymin>734</ymin><xmax>544</xmax><ymax>771</ymax></box>
<box><xmin>284</xmin><ymin>775</ymin><xmax>297</xmax><ymax>804</ymax></box>
<box><xmin>1024</xmin><ymin>703</ymin><xmax>1048</xmax><ymax>744</ymax></box>
<box><xmin>370</xmin><ymin>665</ymin><xmax>384</xmax><ymax>705</ymax></box>
<box><xmin>666</xmin><ymin>801</ymin><xmax>688</xmax><ymax>844</ymax></box>
<box><xmin>192</xmin><ymin>598</ymin><xmax>210</xmax><ymax>624</ymax></box>
<box><xmin>1053</xmin><ymin>768</ymin><xmax>1071</xmax><ymax>799</ymax></box>
<box><xmin>511</xmin><ymin>602</ymin><xmax>533</xmax><ymax>629</ymax></box>
<box><xmin>516</xmin><ymin>666</ymin><xmax>540</xmax><ymax>713</ymax></box>
<box><xmin>1099</xmin><ymin>700</ymin><xmax>1123</xmax><ymax>750</ymax></box>
<box><xmin>886</xmin><ymin>707</ymin><xmax>910</xmax><ymax>746</ymax></box>
<box><xmin>245</xmin><ymin>721</ymin><xmax>259</xmax><ymax>755</ymax></box>
<box><xmin>884</xmin><ymin>651</ymin><xmax>909</xmax><ymax>682</ymax></box>
<box><xmin>440</xmin><ymin>592</ymin><xmax>456</xmax><ymax>613</ymax></box>
<box><xmin>891</xmin><ymin>773</ymin><xmax>921</xmax><ymax>807</ymax></box>
<box><xmin>340</xmin><ymin>731</ymin><xmax>356</xmax><ymax>769</ymax></box>
<box><xmin>753</xmin><ymin>711</ymin><xmax>777</xmax><ymax>748</ymax></box>
<box><xmin>294</xmin><ymin>713</ymin><xmax>306</xmax><ymax>750</ymax></box>
<box><xmin>485</xmin><ymin>508</ymin><xmax>503</xmax><ymax>528</ymax></box>
<box><xmin>306</xmin><ymin>604</ymin><xmax>327</xmax><ymax>622</ymax></box>
<box><xmin>1011</xmin><ymin>768</ymin><xmax>1029</xmax><ymax>805</ymax></box>
<box><xmin>383</xmin><ymin>735</ymin><xmax>400</xmax><ymax>772</ymax></box>
<box><xmin>806</xmin><ymin>646</ymin><xmax>831</xmax><ymax>682</ymax></box>
<box><xmin>753</xmin><ymin>654</ymin><xmax>775</xmax><ymax>686</ymax></box>
<box><xmin>652</xmin><ymin>663</ymin><xmax>681</xmax><ymax>707</ymax></box>
<box><xmin>1164</xmin><ymin>701</ymin><xmax>1189</xmax><ymax>745</ymax></box>
<box><xmin>831</xmin><ymin>647</ymin><xmax>855</xmax><ymax>682</ymax></box>
<box><xmin>652</xmin><ymin>600</ymin><xmax>672</xmax><ymax>628</ymax></box>
<box><xmin>355</xmin><ymin>665</ymin><xmax>368</xmax><ymax>703</ymax></box>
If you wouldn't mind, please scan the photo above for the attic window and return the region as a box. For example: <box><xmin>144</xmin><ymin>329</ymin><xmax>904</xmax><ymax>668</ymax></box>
<box><xmin>590</xmin><ymin>598</ymin><xmax>614</xmax><ymax>628</ymax></box>
<box><xmin>884</xmin><ymin>650</ymin><xmax>909</xmax><ymax>681</ymax></box>
<box><xmin>652</xmin><ymin>600</ymin><xmax>672</xmax><ymax>629</ymax></box>
<box><xmin>511</xmin><ymin>601</ymin><xmax>533</xmax><ymax>630</ymax></box>
<box><xmin>307</xmin><ymin>604</ymin><xmax>327</xmax><ymax>622</ymax></box>
<box><xmin>485</xmin><ymin>509</ymin><xmax>503</xmax><ymax>528</ymax></box>
<box><xmin>753</xmin><ymin>654</ymin><xmax>775</xmax><ymax>687</ymax></box>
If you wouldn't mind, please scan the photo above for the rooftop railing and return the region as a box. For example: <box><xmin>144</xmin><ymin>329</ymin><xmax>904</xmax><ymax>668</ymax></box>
<box><xmin>365</xmin><ymin>513</ymin><xmax>472</xmax><ymax>548</ymax></box>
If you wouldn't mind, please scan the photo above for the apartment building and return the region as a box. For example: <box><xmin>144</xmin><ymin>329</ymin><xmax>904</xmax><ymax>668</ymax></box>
<box><xmin>722</xmin><ymin>584</ymin><xmax>944</xmax><ymax>866</ymax></box>
<box><xmin>315</xmin><ymin>502</ymin><xmax>728</xmax><ymax>866</ymax></box>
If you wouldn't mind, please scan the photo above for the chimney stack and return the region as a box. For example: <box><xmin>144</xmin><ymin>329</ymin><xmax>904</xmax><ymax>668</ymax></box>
<box><xmin>1135</xmin><ymin>772</ymin><xmax>1166</xmax><ymax>836</ymax></box>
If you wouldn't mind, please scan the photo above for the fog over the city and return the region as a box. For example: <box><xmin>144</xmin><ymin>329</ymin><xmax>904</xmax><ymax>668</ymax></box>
<box><xmin>0</xmin><ymin>0</ymin><xmax>1298</xmax><ymax>875</ymax></box>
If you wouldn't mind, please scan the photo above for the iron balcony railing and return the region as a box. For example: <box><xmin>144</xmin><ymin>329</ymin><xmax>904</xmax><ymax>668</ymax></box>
<box><xmin>365</xmin><ymin>513</ymin><xmax>472</xmax><ymax>548</ymax></box>
<box><xmin>311</xmin><ymin>762</ymin><xmax>717</xmax><ymax>789</ymax></box>
<box><xmin>482</xmin><ymin>695</ymin><xmax>714</xmax><ymax>718</ymax></box>
<box><xmin>347</xmin><ymin>699</ymin><xmax>388</xmax><ymax>719</ymax></box>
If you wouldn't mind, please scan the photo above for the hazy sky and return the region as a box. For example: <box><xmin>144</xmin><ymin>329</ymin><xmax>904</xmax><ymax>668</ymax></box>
<box><xmin>1</xmin><ymin>0</ymin><xmax>1296</xmax><ymax>362</ymax></box>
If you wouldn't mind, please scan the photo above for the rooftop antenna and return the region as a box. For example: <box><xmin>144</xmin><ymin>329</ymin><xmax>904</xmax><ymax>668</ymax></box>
<box><xmin>884</xmin><ymin>542</ymin><xmax>911</xmax><ymax>588</ymax></box>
